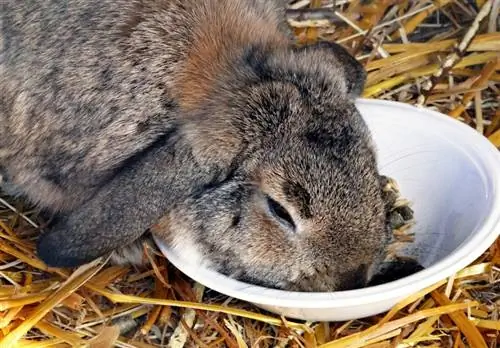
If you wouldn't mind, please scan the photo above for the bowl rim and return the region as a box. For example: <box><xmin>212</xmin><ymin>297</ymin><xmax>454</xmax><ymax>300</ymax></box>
<box><xmin>154</xmin><ymin>98</ymin><xmax>500</xmax><ymax>308</ymax></box>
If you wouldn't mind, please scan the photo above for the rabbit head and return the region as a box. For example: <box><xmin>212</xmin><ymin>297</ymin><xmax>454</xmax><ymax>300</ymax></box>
<box><xmin>153</xmin><ymin>42</ymin><xmax>390</xmax><ymax>292</ymax></box>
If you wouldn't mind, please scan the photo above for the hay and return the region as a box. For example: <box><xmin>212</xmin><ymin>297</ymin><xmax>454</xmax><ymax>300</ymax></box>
<box><xmin>1</xmin><ymin>0</ymin><xmax>499</xmax><ymax>346</ymax></box>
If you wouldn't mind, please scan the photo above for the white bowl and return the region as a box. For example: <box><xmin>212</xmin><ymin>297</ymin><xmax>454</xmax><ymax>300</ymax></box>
<box><xmin>154</xmin><ymin>98</ymin><xmax>500</xmax><ymax>322</ymax></box>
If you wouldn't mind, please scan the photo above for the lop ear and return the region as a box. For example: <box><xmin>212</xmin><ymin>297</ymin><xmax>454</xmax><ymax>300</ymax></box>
<box><xmin>36</xmin><ymin>139</ymin><xmax>180</xmax><ymax>268</ymax></box>
<box><xmin>293</xmin><ymin>41</ymin><xmax>367</xmax><ymax>97</ymax></box>
<box><xmin>36</xmin><ymin>206</ymin><xmax>149</xmax><ymax>268</ymax></box>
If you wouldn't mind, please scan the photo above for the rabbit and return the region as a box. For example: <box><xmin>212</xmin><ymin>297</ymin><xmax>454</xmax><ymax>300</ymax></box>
<box><xmin>1</xmin><ymin>0</ymin><xmax>392</xmax><ymax>291</ymax></box>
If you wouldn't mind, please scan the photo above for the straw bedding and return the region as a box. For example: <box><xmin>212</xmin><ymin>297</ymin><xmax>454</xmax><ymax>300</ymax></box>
<box><xmin>0</xmin><ymin>0</ymin><xmax>499</xmax><ymax>347</ymax></box>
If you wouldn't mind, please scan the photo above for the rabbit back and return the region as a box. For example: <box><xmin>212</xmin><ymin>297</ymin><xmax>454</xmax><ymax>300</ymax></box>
<box><xmin>0</xmin><ymin>0</ymin><xmax>182</xmax><ymax>210</ymax></box>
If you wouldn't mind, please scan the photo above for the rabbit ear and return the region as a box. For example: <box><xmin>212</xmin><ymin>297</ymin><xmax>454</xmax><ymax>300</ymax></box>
<box><xmin>35</xmin><ymin>179</ymin><xmax>160</xmax><ymax>266</ymax></box>
<box><xmin>37</xmin><ymin>219</ymin><xmax>151</xmax><ymax>268</ymax></box>
<box><xmin>293</xmin><ymin>41</ymin><xmax>366</xmax><ymax>97</ymax></box>
<box><xmin>36</xmin><ymin>136</ymin><xmax>182</xmax><ymax>268</ymax></box>
<box><xmin>36</xmin><ymin>207</ymin><xmax>149</xmax><ymax>268</ymax></box>
<box><xmin>36</xmin><ymin>220</ymin><xmax>111</xmax><ymax>268</ymax></box>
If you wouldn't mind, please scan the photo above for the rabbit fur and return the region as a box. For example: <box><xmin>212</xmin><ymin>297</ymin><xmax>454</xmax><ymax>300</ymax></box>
<box><xmin>1</xmin><ymin>0</ymin><xmax>391</xmax><ymax>291</ymax></box>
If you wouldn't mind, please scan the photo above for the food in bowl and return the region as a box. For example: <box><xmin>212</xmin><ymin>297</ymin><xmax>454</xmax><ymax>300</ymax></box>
<box><xmin>371</xmin><ymin>175</ymin><xmax>424</xmax><ymax>286</ymax></box>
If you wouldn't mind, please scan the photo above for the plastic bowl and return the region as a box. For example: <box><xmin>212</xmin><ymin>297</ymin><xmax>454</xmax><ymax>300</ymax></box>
<box><xmin>154</xmin><ymin>98</ymin><xmax>500</xmax><ymax>321</ymax></box>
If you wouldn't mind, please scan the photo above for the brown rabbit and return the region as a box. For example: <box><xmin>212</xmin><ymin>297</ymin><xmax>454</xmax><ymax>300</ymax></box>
<box><xmin>1</xmin><ymin>0</ymin><xmax>392</xmax><ymax>291</ymax></box>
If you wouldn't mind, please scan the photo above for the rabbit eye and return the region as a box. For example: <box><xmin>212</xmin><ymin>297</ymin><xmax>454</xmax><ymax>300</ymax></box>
<box><xmin>266</xmin><ymin>196</ymin><xmax>296</xmax><ymax>231</ymax></box>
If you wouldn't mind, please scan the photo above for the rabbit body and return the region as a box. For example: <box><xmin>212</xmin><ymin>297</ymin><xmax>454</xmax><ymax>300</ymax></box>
<box><xmin>1</xmin><ymin>0</ymin><xmax>390</xmax><ymax>291</ymax></box>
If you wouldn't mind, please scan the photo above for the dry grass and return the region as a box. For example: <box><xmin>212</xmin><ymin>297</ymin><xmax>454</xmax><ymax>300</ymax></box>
<box><xmin>1</xmin><ymin>0</ymin><xmax>499</xmax><ymax>347</ymax></box>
